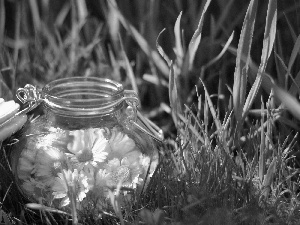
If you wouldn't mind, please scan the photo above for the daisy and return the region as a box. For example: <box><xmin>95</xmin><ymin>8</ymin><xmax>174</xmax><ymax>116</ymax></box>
<box><xmin>95</xmin><ymin>169</ymin><xmax>109</xmax><ymax>187</ymax></box>
<box><xmin>18</xmin><ymin>156</ymin><xmax>35</xmax><ymax>180</ymax></box>
<box><xmin>105</xmin><ymin>127</ymin><xmax>141</xmax><ymax>161</ymax></box>
<box><xmin>137</xmin><ymin>154</ymin><xmax>159</xmax><ymax>193</ymax></box>
<box><xmin>91</xmin><ymin>164</ymin><xmax>140</xmax><ymax>206</ymax></box>
<box><xmin>22</xmin><ymin>177</ymin><xmax>46</xmax><ymax>195</ymax></box>
<box><xmin>104</xmin><ymin>157</ymin><xmax>143</xmax><ymax>189</ymax></box>
<box><xmin>21</xmin><ymin>177</ymin><xmax>52</xmax><ymax>202</ymax></box>
<box><xmin>35</xmin><ymin>128</ymin><xmax>69</xmax><ymax>152</ymax></box>
<box><xmin>52</xmin><ymin>169</ymin><xmax>89</xmax><ymax>208</ymax></box>
<box><xmin>78</xmin><ymin>176</ymin><xmax>109</xmax><ymax>213</ymax></box>
<box><xmin>66</xmin><ymin>128</ymin><xmax>108</xmax><ymax>169</ymax></box>
<box><xmin>17</xmin><ymin>147</ymin><xmax>39</xmax><ymax>180</ymax></box>
<box><xmin>19</xmin><ymin>148</ymin><xmax>37</xmax><ymax>163</ymax></box>
<box><xmin>81</xmin><ymin>165</ymin><xmax>96</xmax><ymax>191</ymax></box>
<box><xmin>86</xmin><ymin>168</ymin><xmax>110</xmax><ymax>200</ymax></box>
<box><xmin>34</xmin><ymin>147</ymin><xmax>65</xmax><ymax>186</ymax></box>
<box><xmin>139</xmin><ymin>153</ymin><xmax>158</xmax><ymax>178</ymax></box>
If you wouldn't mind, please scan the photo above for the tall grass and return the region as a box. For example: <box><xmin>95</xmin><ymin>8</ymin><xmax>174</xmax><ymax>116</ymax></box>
<box><xmin>1</xmin><ymin>0</ymin><xmax>300</xmax><ymax>224</ymax></box>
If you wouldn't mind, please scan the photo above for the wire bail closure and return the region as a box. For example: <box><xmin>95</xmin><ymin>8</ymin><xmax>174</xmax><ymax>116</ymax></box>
<box><xmin>13</xmin><ymin>84</ymin><xmax>164</xmax><ymax>143</ymax></box>
<box><xmin>16</xmin><ymin>84</ymin><xmax>42</xmax><ymax>114</ymax></box>
<box><xmin>124</xmin><ymin>90</ymin><xmax>164</xmax><ymax>143</ymax></box>
<box><xmin>0</xmin><ymin>85</ymin><xmax>41</xmax><ymax>129</ymax></box>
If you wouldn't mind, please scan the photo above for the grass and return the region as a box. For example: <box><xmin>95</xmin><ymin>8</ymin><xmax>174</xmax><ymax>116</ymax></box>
<box><xmin>1</xmin><ymin>0</ymin><xmax>300</xmax><ymax>224</ymax></box>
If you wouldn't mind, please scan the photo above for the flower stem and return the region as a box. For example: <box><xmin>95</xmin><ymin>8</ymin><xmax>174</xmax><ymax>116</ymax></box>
<box><xmin>70</xmin><ymin>186</ymin><xmax>78</xmax><ymax>225</ymax></box>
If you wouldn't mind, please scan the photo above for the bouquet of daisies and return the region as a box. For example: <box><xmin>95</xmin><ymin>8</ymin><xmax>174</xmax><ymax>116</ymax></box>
<box><xmin>15</xmin><ymin>125</ymin><xmax>158</xmax><ymax>210</ymax></box>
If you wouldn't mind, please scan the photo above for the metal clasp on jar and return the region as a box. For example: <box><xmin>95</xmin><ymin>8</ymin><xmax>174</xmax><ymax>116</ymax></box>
<box><xmin>124</xmin><ymin>90</ymin><xmax>164</xmax><ymax>143</ymax></box>
<box><xmin>16</xmin><ymin>84</ymin><xmax>42</xmax><ymax>112</ymax></box>
<box><xmin>0</xmin><ymin>85</ymin><xmax>41</xmax><ymax>129</ymax></box>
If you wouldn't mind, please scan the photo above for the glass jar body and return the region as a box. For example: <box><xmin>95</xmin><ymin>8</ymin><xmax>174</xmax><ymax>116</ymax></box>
<box><xmin>11</xmin><ymin>77</ymin><xmax>158</xmax><ymax>209</ymax></box>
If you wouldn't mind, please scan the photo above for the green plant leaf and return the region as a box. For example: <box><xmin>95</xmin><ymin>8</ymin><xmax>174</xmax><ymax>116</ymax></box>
<box><xmin>169</xmin><ymin>61</ymin><xmax>182</xmax><ymax>128</ymax></box>
<box><xmin>232</xmin><ymin>0</ymin><xmax>258</xmax><ymax>125</ymax></box>
<box><xmin>273</xmin><ymin>85</ymin><xmax>300</xmax><ymax>121</ymax></box>
<box><xmin>119</xmin><ymin>35</ymin><xmax>139</xmax><ymax>95</ymax></box>
<box><xmin>243</xmin><ymin>0</ymin><xmax>277</xmax><ymax>118</ymax></box>
<box><xmin>108</xmin><ymin>44</ymin><xmax>121</xmax><ymax>81</ymax></box>
<box><xmin>283</xmin><ymin>13</ymin><xmax>297</xmax><ymax>43</ymax></box>
<box><xmin>174</xmin><ymin>11</ymin><xmax>184</xmax><ymax>65</ymax></box>
<box><xmin>156</xmin><ymin>28</ymin><xmax>171</xmax><ymax>66</ymax></box>
<box><xmin>29</xmin><ymin>0</ymin><xmax>41</xmax><ymax>30</ymax></box>
<box><xmin>228</xmin><ymin>45</ymin><xmax>275</xmax><ymax>95</ymax></box>
<box><xmin>288</xmin><ymin>70</ymin><xmax>300</xmax><ymax>96</ymax></box>
<box><xmin>139</xmin><ymin>208</ymin><xmax>156</xmax><ymax>225</ymax></box>
<box><xmin>213</xmin><ymin>0</ymin><xmax>235</xmax><ymax>39</ymax></box>
<box><xmin>200</xmin><ymin>79</ymin><xmax>221</xmax><ymax>131</ymax></box>
<box><xmin>181</xmin><ymin>0</ymin><xmax>211</xmax><ymax>75</ymax></box>
<box><xmin>109</xmin><ymin>0</ymin><xmax>169</xmax><ymax>77</ymax></box>
<box><xmin>0</xmin><ymin>0</ymin><xmax>5</xmax><ymax>44</ymax></box>
<box><xmin>263</xmin><ymin>156</ymin><xmax>277</xmax><ymax>187</ymax></box>
<box><xmin>204</xmin><ymin>31</ymin><xmax>234</xmax><ymax>69</ymax></box>
<box><xmin>0</xmin><ymin>75</ymin><xmax>13</xmax><ymax>100</ymax></box>
<box><xmin>286</xmin><ymin>35</ymin><xmax>300</xmax><ymax>88</ymax></box>
<box><xmin>152</xmin><ymin>208</ymin><xmax>165</xmax><ymax>225</ymax></box>
<box><xmin>2</xmin><ymin>210</ymin><xmax>11</xmax><ymax>225</ymax></box>
<box><xmin>26</xmin><ymin>203</ymin><xmax>70</xmax><ymax>215</ymax></box>
<box><xmin>259</xmin><ymin>98</ymin><xmax>265</xmax><ymax>185</ymax></box>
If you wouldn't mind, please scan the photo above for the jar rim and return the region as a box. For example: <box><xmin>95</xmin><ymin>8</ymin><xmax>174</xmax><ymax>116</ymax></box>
<box><xmin>41</xmin><ymin>77</ymin><xmax>125</xmax><ymax>116</ymax></box>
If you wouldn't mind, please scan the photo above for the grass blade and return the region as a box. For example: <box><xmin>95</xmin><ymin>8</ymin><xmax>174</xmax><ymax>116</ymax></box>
<box><xmin>108</xmin><ymin>0</ymin><xmax>169</xmax><ymax>77</ymax></box>
<box><xmin>243</xmin><ymin>0</ymin><xmax>277</xmax><ymax>118</ymax></box>
<box><xmin>204</xmin><ymin>31</ymin><xmax>234</xmax><ymax>69</ymax></box>
<box><xmin>274</xmin><ymin>47</ymin><xmax>300</xmax><ymax>96</ymax></box>
<box><xmin>260</xmin><ymin>0</ymin><xmax>277</xmax><ymax>64</ymax></box>
<box><xmin>232</xmin><ymin>0</ymin><xmax>258</xmax><ymax>126</ymax></box>
<box><xmin>76</xmin><ymin>0</ymin><xmax>88</xmax><ymax>26</ymax></box>
<box><xmin>0</xmin><ymin>0</ymin><xmax>5</xmax><ymax>44</ymax></box>
<box><xmin>274</xmin><ymin>32</ymin><xmax>286</xmax><ymax>86</ymax></box>
<box><xmin>261</xmin><ymin>156</ymin><xmax>277</xmax><ymax>200</ymax></box>
<box><xmin>288</xmin><ymin>70</ymin><xmax>300</xmax><ymax>96</ymax></box>
<box><xmin>283</xmin><ymin>13</ymin><xmax>297</xmax><ymax>43</ymax></box>
<box><xmin>200</xmin><ymin>79</ymin><xmax>221</xmax><ymax>131</ymax></box>
<box><xmin>119</xmin><ymin>35</ymin><xmax>139</xmax><ymax>95</ymax></box>
<box><xmin>285</xmin><ymin>35</ymin><xmax>300</xmax><ymax>88</ymax></box>
<box><xmin>188</xmin><ymin>0</ymin><xmax>211</xmax><ymax>65</ymax></box>
<box><xmin>259</xmin><ymin>97</ymin><xmax>265</xmax><ymax>185</ymax></box>
<box><xmin>174</xmin><ymin>11</ymin><xmax>184</xmax><ymax>65</ymax></box>
<box><xmin>169</xmin><ymin>61</ymin><xmax>182</xmax><ymax>127</ymax></box>
<box><xmin>108</xmin><ymin>45</ymin><xmax>121</xmax><ymax>81</ymax></box>
<box><xmin>54</xmin><ymin>2</ymin><xmax>70</xmax><ymax>27</ymax></box>
<box><xmin>156</xmin><ymin>28</ymin><xmax>171</xmax><ymax>66</ymax></box>
<box><xmin>26</xmin><ymin>203</ymin><xmax>70</xmax><ymax>215</ymax></box>
<box><xmin>273</xmin><ymin>85</ymin><xmax>300</xmax><ymax>121</ymax></box>
<box><xmin>0</xmin><ymin>74</ymin><xmax>13</xmax><ymax>100</ymax></box>
<box><xmin>181</xmin><ymin>0</ymin><xmax>211</xmax><ymax>75</ymax></box>
<box><xmin>213</xmin><ymin>0</ymin><xmax>235</xmax><ymax>39</ymax></box>
<box><xmin>13</xmin><ymin>1</ymin><xmax>21</xmax><ymax>65</ymax></box>
<box><xmin>29</xmin><ymin>0</ymin><xmax>41</xmax><ymax>30</ymax></box>
<box><xmin>227</xmin><ymin>45</ymin><xmax>275</xmax><ymax>95</ymax></box>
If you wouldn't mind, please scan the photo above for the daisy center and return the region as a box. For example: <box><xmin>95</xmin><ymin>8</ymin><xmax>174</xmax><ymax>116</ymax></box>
<box><xmin>51</xmin><ymin>161</ymin><xmax>63</xmax><ymax>175</ymax></box>
<box><xmin>112</xmin><ymin>165</ymin><xmax>130</xmax><ymax>184</ymax></box>
<box><xmin>77</xmin><ymin>150</ymin><xmax>93</xmax><ymax>163</ymax></box>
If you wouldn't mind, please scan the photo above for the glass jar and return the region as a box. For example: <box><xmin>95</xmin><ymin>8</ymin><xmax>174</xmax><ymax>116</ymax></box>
<box><xmin>10</xmin><ymin>77</ymin><xmax>162</xmax><ymax>209</ymax></box>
